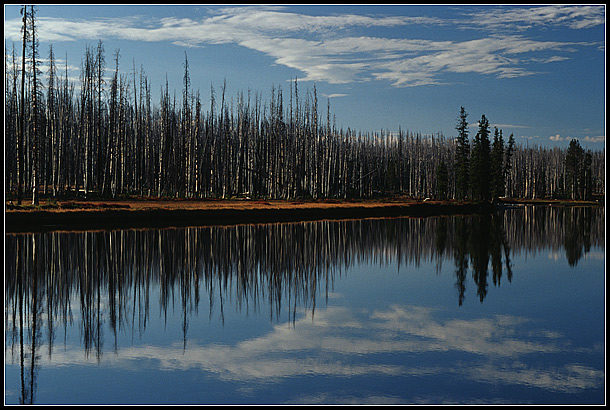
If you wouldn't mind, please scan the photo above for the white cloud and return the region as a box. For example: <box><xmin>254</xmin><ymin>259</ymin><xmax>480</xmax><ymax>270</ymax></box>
<box><xmin>209</xmin><ymin>6</ymin><xmax>414</xmax><ymax>33</ymax></box>
<box><xmin>582</xmin><ymin>135</ymin><xmax>605</xmax><ymax>143</ymax></box>
<box><xmin>541</xmin><ymin>56</ymin><xmax>570</xmax><ymax>63</ymax></box>
<box><xmin>323</xmin><ymin>93</ymin><xmax>349</xmax><ymax>99</ymax></box>
<box><xmin>549</xmin><ymin>134</ymin><xmax>605</xmax><ymax>144</ymax></box>
<box><xmin>465</xmin><ymin>5</ymin><xmax>605</xmax><ymax>31</ymax></box>
<box><xmin>3</xmin><ymin>6</ymin><xmax>601</xmax><ymax>88</ymax></box>
<box><xmin>492</xmin><ymin>123</ymin><xmax>528</xmax><ymax>129</ymax></box>
<box><xmin>549</xmin><ymin>134</ymin><xmax>566</xmax><ymax>142</ymax></box>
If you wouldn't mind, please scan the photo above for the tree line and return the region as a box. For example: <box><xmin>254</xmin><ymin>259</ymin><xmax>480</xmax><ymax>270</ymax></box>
<box><xmin>5</xmin><ymin>7</ymin><xmax>605</xmax><ymax>205</ymax></box>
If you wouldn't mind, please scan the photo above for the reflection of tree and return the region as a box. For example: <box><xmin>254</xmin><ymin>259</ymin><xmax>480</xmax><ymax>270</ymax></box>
<box><xmin>563</xmin><ymin>207</ymin><xmax>594</xmax><ymax>267</ymax></box>
<box><xmin>502</xmin><ymin>205</ymin><xmax>603</xmax><ymax>257</ymax></box>
<box><xmin>453</xmin><ymin>217</ymin><xmax>469</xmax><ymax>306</ymax></box>
<box><xmin>4</xmin><ymin>206</ymin><xmax>604</xmax><ymax>402</ymax></box>
<box><xmin>448</xmin><ymin>213</ymin><xmax>511</xmax><ymax>305</ymax></box>
<box><xmin>6</xmin><ymin>234</ymin><xmax>43</xmax><ymax>404</ymax></box>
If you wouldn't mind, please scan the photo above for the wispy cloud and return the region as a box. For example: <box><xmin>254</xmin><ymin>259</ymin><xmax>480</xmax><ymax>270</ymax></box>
<box><xmin>549</xmin><ymin>134</ymin><xmax>605</xmax><ymax>144</ymax></box>
<box><xmin>582</xmin><ymin>135</ymin><xmax>605</xmax><ymax>143</ymax></box>
<box><xmin>464</xmin><ymin>5</ymin><xmax>605</xmax><ymax>31</ymax></box>
<box><xmin>4</xmin><ymin>6</ymin><xmax>602</xmax><ymax>88</ymax></box>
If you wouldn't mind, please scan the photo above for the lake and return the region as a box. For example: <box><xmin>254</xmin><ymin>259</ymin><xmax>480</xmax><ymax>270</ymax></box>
<box><xmin>4</xmin><ymin>205</ymin><xmax>605</xmax><ymax>404</ymax></box>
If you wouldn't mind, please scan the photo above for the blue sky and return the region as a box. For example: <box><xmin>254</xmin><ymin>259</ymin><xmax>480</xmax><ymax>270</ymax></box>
<box><xmin>4</xmin><ymin>4</ymin><xmax>606</xmax><ymax>150</ymax></box>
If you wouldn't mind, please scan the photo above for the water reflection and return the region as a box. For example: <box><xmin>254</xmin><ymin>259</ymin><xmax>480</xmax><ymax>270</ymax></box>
<box><xmin>4</xmin><ymin>206</ymin><xmax>604</xmax><ymax>404</ymax></box>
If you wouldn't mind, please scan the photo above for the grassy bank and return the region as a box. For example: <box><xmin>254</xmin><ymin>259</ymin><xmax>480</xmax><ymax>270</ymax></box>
<box><xmin>6</xmin><ymin>195</ymin><xmax>603</xmax><ymax>233</ymax></box>
<box><xmin>5</xmin><ymin>196</ymin><xmax>498</xmax><ymax>233</ymax></box>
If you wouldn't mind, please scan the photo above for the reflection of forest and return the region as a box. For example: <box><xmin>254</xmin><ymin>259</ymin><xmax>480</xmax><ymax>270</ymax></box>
<box><xmin>502</xmin><ymin>205</ymin><xmax>604</xmax><ymax>263</ymax></box>
<box><xmin>4</xmin><ymin>206</ymin><xmax>604</xmax><ymax>403</ymax></box>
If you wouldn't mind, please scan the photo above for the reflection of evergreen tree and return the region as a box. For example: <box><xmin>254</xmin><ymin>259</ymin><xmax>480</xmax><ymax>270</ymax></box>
<box><xmin>453</xmin><ymin>217</ymin><xmax>469</xmax><ymax>306</ymax></box>
<box><xmin>564</xmin><ymin>207</ymin><xmax>594</xmax><ymax>267</ymax></box>
<box><xmin>451</xmin><ymin>212</ymin><xmax>513</xmax><ymax>304</ymax></box>
<box><xmin>469</xmin><ymin>215</ymin><xmax>491</xmax><ymax>303</ymax></box>
<box><xmin>434</xmin><ymin>217</ymin><xmax>448</xmax><ymax>272</ymax></box>
<box><xmin>490</xmin><ymin>212</ymin><xmax>511</xmax><ymax>286</ymax></box>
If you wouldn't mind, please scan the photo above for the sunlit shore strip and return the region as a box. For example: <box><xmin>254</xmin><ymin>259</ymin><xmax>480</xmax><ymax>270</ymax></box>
<box><xmin>6</xmin><ymin>199</ymin><xmax>500</xmax><ymax>233</ymax></box>
<box><xmin>6</xmin><ymin>196</ymin><xmax>602</xmax><ymax>233</ymax></box>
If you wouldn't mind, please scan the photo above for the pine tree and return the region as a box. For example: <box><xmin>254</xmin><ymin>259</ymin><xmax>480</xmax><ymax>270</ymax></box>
<box><xmin>470</xmin><ymin>114</ymin><xmax>491</xmax><ymax>201</ymax></box>
<box><xmin>503</xmin><ymin>133</ymin><xmax>515</xmax><ymax>197</ymax></box>
<box><xmin>490</xmin><ymin>127</ymin><xmax>505</xmax><ymax>201</ymax></box>
<box><xmin>565</xmin><ymin>139</ymin><xmax>584</xmax><ymax>200</ymax></box>
<box><xmin>582</xmin><ymin>151</ymin><xmax>592</xmax><ymax>200</ymax></box>
<box><xmin>455</xmin><ymin>106</ymin><xmax>470</xmax><ymax>200</ymax></box>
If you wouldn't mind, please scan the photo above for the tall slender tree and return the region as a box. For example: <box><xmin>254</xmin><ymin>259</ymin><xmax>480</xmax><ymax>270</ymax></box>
<box><xmin>503</xmin><ymin>133</ymin><xmax>515</xmax><ymax>198</ymax></box>
<box><xmin>17</xmin><ymin>5</ymin><xmax>29</xmax><ymax>205</ymax></box>
<box><xmin>470</xmin><ymin>114</ymin><xmax>491</xmax><ymax>201</ymax></box>
<box><xmin>46</xmin><ymin>45</ymin><xmax>58</xmax><ymax>196</ymax></box>
<box><xmin>490</xmin><ymin>127</ymin><xmax>505</xmax><ymax>201</ymax></box>
<box><xmin>455</xmin><ymin>106</ymin><xmax>470</xmax><ymax>200</ymax></box>
<box><xmin>564</xmin><ymin>138</ymin><xmax>592</xmax><ymax>200</ymax></box>
<box><xmin>436</xmin><ymin>160</ymin><xmax>449</xmax><ymax>200</ymax></box>
<box><xmin>565</xmin><ymin>139</ymin><xmax>582</xmax><ymax>200</ymax></box>
<box><xmin>29</xmin><ymin>5</ymin><xmax>41</xmax><ymax>205</ymax></box>
<box><xmin>95</xmin><ymin>40</ymin><xmax>105</xmax><ymax>193</ymax></box>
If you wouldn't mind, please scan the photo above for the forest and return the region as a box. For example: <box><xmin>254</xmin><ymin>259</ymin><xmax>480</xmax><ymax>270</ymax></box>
<box><xmin>5</xmin><ymin>6</ymin><xmax>605</xmax><ymax>206</ymax></box>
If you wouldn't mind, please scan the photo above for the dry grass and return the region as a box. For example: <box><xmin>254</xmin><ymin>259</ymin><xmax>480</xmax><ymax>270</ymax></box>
<box><xmin>6</xmin><ymin>196</ymin><xmax>443</xmax><ymax>213</ymax></box>
<box><xmin>7</xmin><ymin>195</ymin><xmax>599</xmax><ymax>233</ymax></box>
<box><xmin>6</xmin><ymin>196</ymin><xmax>480</xmax><ymax>233</ymax></box>
<box><xmin>6</xmin><ymin>195</ymin><xmax>601</xmax><ymax>214</ymax></box>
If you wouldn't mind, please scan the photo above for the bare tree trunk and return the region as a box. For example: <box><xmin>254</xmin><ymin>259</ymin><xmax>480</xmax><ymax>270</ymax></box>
<box><xmin>30</xmin><ymin>6</ymin><xmax>40</xmax><ymax>205</ymax></box>
<box><xmin>17</xmin><ymin>6</ymin><xmax>27</xmax><ymax>205</ymax></box>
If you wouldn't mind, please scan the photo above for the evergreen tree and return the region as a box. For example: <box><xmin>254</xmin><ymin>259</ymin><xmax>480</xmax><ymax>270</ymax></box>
<box><xmin>501</xmin><ymin>133</ymin><xmax>515</xmax><ymax>196</ymax></box>
<box><xmin>470</xmin><ymin>114</ymin><xmax>491</xmax><ymax>201</ymax></box>
<box><xmin>490</xmin><ymin>127</ymin><xmax>505</xmax><ymax>201</ymax></box>
<box><xmin>565</xmin><ymin>139</ymin><xmax>584</xmax><ymax>200</ymax></box>
<box><xmin>582</xmin><ymin>151</ymin><xmax>592</xmax><ymax>200</ymax></box>
<box><xmin>565</xmin><ymin>139</ymin><xmax>593</xmax><ymax>200</ymax></box>
<box><xmin>455</xmin><ymin>106</ymin><xmax>470</xmax><ymax>200</ymax></box>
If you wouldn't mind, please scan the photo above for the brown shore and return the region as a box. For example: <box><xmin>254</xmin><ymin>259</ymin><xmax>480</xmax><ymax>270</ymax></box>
<box><xmin>4</xmin><ymin>196</ymin><xmax>602</xmax><ymax>233</ymax></box>
<box><xmin>4</xmin><ymin>197</ymin><xmax>488</xmax><ymax>233</ymax></box>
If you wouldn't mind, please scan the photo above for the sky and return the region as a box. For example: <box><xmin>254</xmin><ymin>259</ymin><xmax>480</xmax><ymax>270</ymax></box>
<box><xmin>4</xmin><ymin>4</ymin><xmax>606</xmax><ymax>150</ymax></box>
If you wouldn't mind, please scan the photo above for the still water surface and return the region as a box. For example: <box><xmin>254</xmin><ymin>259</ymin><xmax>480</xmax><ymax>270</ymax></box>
<box><xmin>5</xmin><ymin>206</ymin><xmax>605</xmax><ymax>404</ymax></box>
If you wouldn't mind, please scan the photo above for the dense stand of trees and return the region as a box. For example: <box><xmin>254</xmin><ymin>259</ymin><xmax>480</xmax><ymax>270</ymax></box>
<box><xmin>5</xmin><ymin>12</ymin><xmax>605</xmax><ymax>203</ymax></box>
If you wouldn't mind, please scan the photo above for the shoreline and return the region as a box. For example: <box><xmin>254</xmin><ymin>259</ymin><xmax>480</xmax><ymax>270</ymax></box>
<box><xmin>5</xmin><ymin>199</ymin><xmax>496</xmax><ymax>233</ymax></box>
<box><xmin>4</xmin><ymin>197</ymin><xmax>602</xmax><ymax>233</ymax></box>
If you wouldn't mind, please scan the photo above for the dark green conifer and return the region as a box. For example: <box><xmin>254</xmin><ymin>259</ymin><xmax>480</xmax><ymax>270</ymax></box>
<box><xmin>470</xmin><ymin>114</ymin><xmax>491</xmax><ymax>201</ymax></box>
<box><xmin>455</xmin><ymin>107</ymin><xmax>470</xmax><ymax>200</ymax></box>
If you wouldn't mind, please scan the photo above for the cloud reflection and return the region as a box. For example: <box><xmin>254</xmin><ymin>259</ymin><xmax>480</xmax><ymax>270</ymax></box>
<box><xmin>33</xmin><ymin>304</ymin><xmax>603</xmax><ymax>395</ymax></box>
